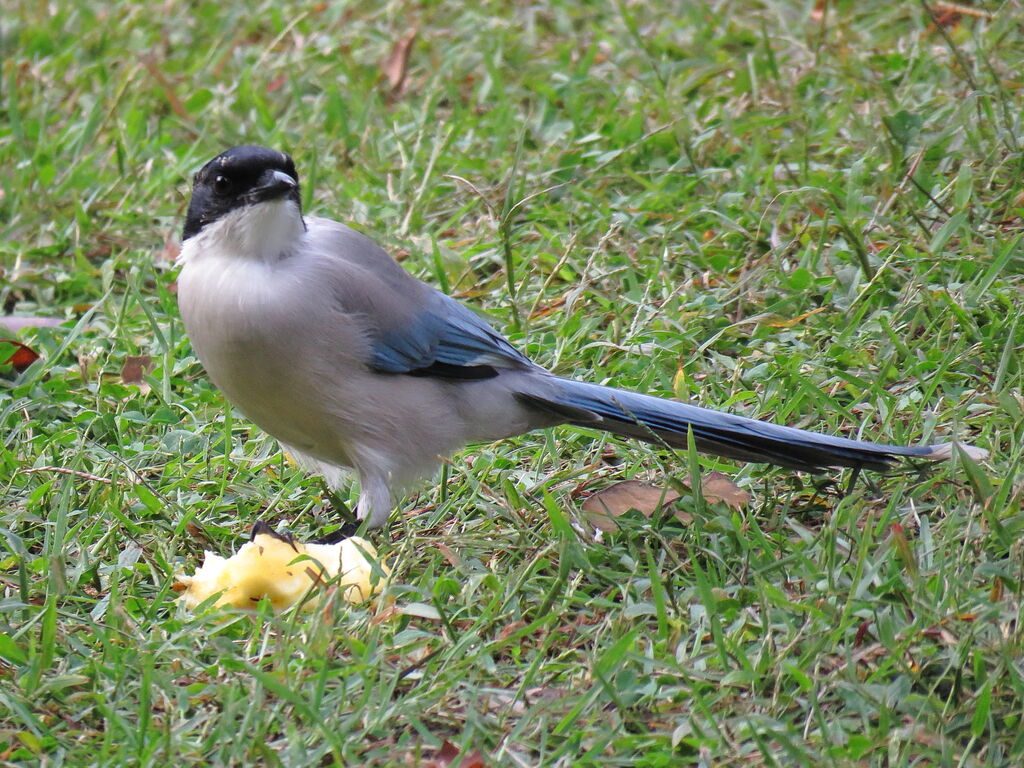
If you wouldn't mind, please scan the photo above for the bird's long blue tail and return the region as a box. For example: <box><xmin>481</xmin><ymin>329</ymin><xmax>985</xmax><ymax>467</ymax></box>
<box><xmin>517</xmin><ymin>378</ymin><xmax>981</xmax><ymax>472</ymax></box>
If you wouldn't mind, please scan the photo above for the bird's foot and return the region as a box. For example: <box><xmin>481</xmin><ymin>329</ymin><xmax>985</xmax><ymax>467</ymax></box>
<box><xmin>248</xmin><ymin>520</ymin><xmax>300</xmax><ymax>551</ymax></box>
<box><xmin>314</xmin><ymin>488</ymin><xmax>364</xmax><ymax>544</ymax></box>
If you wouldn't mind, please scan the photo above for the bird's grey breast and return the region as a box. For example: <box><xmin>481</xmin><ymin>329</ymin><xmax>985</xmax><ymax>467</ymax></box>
<box><xmin>177</xmin><ymin>245</ymin><xmax>361</xmax><ymax>450</ymax></box>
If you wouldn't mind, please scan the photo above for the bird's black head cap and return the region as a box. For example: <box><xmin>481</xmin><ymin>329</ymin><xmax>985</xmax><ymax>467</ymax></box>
<box><xmin>183</xmin><ymin>145</ymin><xmax>301</xmax><ymax>240</ymax></box>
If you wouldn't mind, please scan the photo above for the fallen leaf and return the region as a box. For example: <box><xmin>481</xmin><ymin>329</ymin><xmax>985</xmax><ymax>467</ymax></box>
<box><xmin>426</xmin><ymin>741</ymin><xmax>486</xmax><ymax>768</ymax></box>
<box><xmin>369</xmin><ymin>602</ymin><xmax>400</xmax><ymax>626</ymax></box>
<box><xmin>583</xmin><ymin>472</ymin><xmax>751</xmax><ymax>531</ymax></box>
<box><xmin>436</xmin><ymin>543</ymin><xmax>461</xmax><ymax>568</ymax></box>
<box><xmin>496</xmin><ymin>620</ymin><xmax>527</xmax><ymax>642</ymax></box>
<box><xmin>1</xmin><ymin>340</ymin><xmax>41</xmax><ymax>372</ymax></box>
<box><xmin>925</xmin><ymin>7</ymin><xmax>961</xmax><ymax>31</ymax></box>
<box><xmin>528</xmin><ymin>296</ymin><xmax>566</xmax><ymax>319</ymax></box>
<box><xmin>121</xmin><ymin>355</ymin><xmax>153</xmax><ymax>394</ymax></box>
<box><xmin>683</xmin><ymin>471</ymin><xmax>751</xmax><ymax>510</ymax></box>
<box><xmin>854</xmin><ymin>620</ymin><xmax>872</xmax><ymax>647</ymax></box>
<box><xmin>381</xmin><ymin>28</ymin><xmax>417</xmax><ymax>92</ymax></box>
<box><xmin>581</xmin><ymin>480</ymin><xmax>681</xmax><ymax>531</ymax></box>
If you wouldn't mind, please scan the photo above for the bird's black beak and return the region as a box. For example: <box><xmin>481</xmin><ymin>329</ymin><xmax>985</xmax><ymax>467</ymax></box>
<box><xmin>245</xmin><ymin>169</ymin><xmax>298</xmax><ymax>204</ymax></box>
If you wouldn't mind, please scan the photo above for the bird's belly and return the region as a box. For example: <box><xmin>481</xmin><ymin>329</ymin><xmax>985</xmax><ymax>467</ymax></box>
<box><xmin>178</xmin><ymin>258</ymin><xmax>361</xmax><ymax>466</ymax></box>
<box><xmin>207</xmin><ymin>346</ymin><xmax>349</xmax><ymax>459</ymax></box>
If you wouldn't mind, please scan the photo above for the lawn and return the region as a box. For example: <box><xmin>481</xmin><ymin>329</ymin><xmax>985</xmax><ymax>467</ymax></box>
<box><xmin>2</xmin><ymin>0</ymin><xmax>1023</xmax><ymax>765</ymax></box>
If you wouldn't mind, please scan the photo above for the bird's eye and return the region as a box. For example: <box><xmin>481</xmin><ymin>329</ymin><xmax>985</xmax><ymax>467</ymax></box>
<box><xmin>213</xmin><ymin>175</ymin><xmax>231</xmax><ymax>193</ymax></box>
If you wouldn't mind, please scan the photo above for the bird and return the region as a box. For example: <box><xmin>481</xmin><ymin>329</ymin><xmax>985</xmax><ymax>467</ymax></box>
<box><xmin>176</xmin><ymin>145</ymin><xmax>986</xmax><ymax>529</ymax></box>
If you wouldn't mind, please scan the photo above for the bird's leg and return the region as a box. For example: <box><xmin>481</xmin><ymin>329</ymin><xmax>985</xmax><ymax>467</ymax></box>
<box><xmin>355</xmin><ymin>474</ymin><xmax>396</xmax><ymax>530</ymax></box>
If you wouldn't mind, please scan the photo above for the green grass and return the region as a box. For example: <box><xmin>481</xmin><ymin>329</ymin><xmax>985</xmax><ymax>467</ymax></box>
<box><xmin>2</xmin><ymin>0</ymin><xmax>1023</xmax><ymax>764</ymax></box>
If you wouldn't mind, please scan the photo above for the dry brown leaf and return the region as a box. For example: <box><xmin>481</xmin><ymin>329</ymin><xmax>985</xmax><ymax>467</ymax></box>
<box><xmin>581</xmin><ymin>480</ymin><xmax>681</xmax><ymax>531</ymax></box>
<box><xmin>425</xmin><ymin>741</ymin><xmax>486</xmax><ymax>768</ymax></box>
<box><xmin>583</xmin><ymin>472</ymin><xmax>750</xmax><ymax>531</ymax></box>
<box><xmin>683</xmin><ymin>471</ymin><xmax>751</xmax><ymax>510</ymax></box>
<box><xmin>496</xmin><ymin>620</ymin><xmax>527</xmax><ymax>642</ymax></box>
<box><xmin>528</xmin><ymin>296</ymin><xmax>566</xmax><ymax>319</ymax></box>
<box><xmin>121</xmin><ymin>355</ymin><xmax>153</xmax><ymax>393</ymax></box>
<box><xmin>1</xmin><ymin>339</ymin><xmax>41</xmax><ymax>372</ymax></box>
<box><xmin>436</xmin><ymin>543</ymin><xmax>461</xmax><ymax>568</ymax></box>
<box><xmin>854</xmin><ymin>619</ymin><xmax>872</xmax><ymax>647</ymax></box>
<box><xmin>369</xmin><ymin>602</ymin><xmax>400</xmax><ymax>626</ymax></box>
<box><xmin>925</xmin><ymin>3</ymin><xmax>970</xmax><ymax>32</ymax></box>
<box><xmin>382</xmin><ymin>28</ymin><xmax>418</xmax><ymax>92</ymax></box>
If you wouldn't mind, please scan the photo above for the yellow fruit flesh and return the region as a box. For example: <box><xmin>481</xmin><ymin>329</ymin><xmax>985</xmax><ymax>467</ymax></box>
<box><xmin>175</xmin><ymin>533</ymin><xmax>389</xmax><ymax>612</ymax></box>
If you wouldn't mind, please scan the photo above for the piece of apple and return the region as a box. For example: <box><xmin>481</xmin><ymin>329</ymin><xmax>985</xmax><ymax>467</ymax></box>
<box><xmin>174</xmin><ymin>525</ymin><xmax>390</xmax><ymax>612</ymax></box>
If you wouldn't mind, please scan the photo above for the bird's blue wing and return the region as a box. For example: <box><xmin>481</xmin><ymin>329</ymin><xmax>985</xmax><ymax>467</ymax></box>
<box><xmin>369</xmin><ymin>292</ymin><xmax>534</xmax><ymax>378</ymax></box>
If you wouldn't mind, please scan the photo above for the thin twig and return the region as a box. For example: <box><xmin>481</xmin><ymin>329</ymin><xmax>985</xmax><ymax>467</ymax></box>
<box><xmin>19</xmin><ymin>466</ymin><xmax>116</xmax><ymax>485</ymax></box>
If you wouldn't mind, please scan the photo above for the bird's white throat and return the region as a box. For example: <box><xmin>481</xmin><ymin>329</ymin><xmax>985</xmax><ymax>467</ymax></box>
<box><xmin>178</xmin><ymin>199</ymin><xmax>305</xmax><ymax>265</ymax></box>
